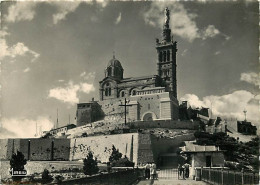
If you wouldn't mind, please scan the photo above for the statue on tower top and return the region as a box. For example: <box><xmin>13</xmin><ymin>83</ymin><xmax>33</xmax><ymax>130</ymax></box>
<box><xmin>164</xmin><ymin>7</ymin><xmax>170</xmax><ymax>28</ymax></box>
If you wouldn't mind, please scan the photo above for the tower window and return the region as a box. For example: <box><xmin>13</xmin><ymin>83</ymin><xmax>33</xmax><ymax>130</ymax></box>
<box><xmin>104</xmin><ymin>83</ymin><xmax>111</xmax><ymax>96</ymax></box>
<box><xmin>159</xmin><ymin>52</ymin><xmax>163</xmax><ymax>62</ymax></box>
<box><xmin>167</xmin><ymin>50</ymin><xmax>170</xmax><ymax>61</ymax></box>
<box><xmin>163</xmin><ymin>51</ymin><xmax>166</xmax><ymax>62</ymax></box>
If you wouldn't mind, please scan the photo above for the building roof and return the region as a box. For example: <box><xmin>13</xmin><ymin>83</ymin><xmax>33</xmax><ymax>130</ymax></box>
<box><xmin>120</xmin><ymin>75</ymin><xmax>158</xmax><ymax>82</ymax></box>
<box><xmin>107</xmin><ymin>57</ymin><xmax>123</xmax><ymax>69</ymax></box>
<box><xmin>180</xmin><ymin>141</ymin><xmax>223</xmax><ymax>153</ymax></box>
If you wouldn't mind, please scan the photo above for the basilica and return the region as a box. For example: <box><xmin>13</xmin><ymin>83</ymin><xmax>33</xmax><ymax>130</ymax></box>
<box><xmin>77</xmin><ymin>8</ymin><xmax>179</xmax><ymax>127</ymax></box>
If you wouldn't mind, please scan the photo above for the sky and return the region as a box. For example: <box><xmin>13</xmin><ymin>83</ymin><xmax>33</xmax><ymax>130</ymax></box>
<box><xmin>0</xmin><ymin>0</ymin><xmax>259</xmax><ymax>138</ymax></box>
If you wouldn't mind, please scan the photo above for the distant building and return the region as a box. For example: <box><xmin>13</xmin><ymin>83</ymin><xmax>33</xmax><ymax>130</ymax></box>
<box><xmin>76</xmin><ymin>100</ymin><xmax>104</xmax><ymax>127</ymax></box>
<box><xmin>49</xmin><ymin>124</ymin><xmax>76</xmax><ymax>136</ymax></box>
<box><xmin>237</xmin><ymin>121</ymin><xmax>257</xmax><ymax>135</ymax></box>
<box><xmin>76</xmin><ymin>8</ymin><xmax>180</xmax><ymax>126</ymax></box>
<box><xmin>179</xmin><ymin>101</ymin><xmax>210</xmax><ymax>122</ymax></box>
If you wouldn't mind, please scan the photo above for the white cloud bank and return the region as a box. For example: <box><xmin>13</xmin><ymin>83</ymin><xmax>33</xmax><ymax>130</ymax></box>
<box><xmin>0</xmin><ymin>117</ymin><xmax>54</xmax><ymax>138</ymax></box>
<box><xmin>240</xmin><ymin>72</ymin><xmax>260</xmax><ymax>86</ymax></box>
<box><xmin>5</xmin><ymin>2</ymin><xmax>37</xmax><ymax>22</ymax></box>
<box><xmin>143</xmin><ymin>2</ymin><xmax>222</xmax><ymax>42</ymax></box>
<box><xmin>0</xmin><ymin>30</ymin><xmax>40</xmax><ymax>62</ymax></box>
<box><xmin>180</xmin><ymin>90</ymin><xmax>259</xmax><ymax>122</ymax></box>
<box><xmin>48</xmin><ymin>80</ymin><xmax>95</xmax><ymax>105</ymax></box>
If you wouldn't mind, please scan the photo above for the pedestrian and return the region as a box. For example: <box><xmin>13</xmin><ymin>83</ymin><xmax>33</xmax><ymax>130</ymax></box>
<box><xmin>150</xmin><ymin>163</ymin><xmax>157</xmax><ymax>180</ymax></box>
<box><xmin>177</xmin><ymin>164</ymin><xmax>182</xmax><ymax>179</ymax></box>
<box><xmin>145</xmin><ymin>163</ymin><xmax>151</xmax><ymax>179</ymax></box>
<box><xmin>181</xmin><ymin>164</ymin><xmax>185</xmax><ymax>179</ymax></box>
<box><xmin>184</xmin><ymin>162</ymin><xmax>190</xmax><ymax>178</ymax></box>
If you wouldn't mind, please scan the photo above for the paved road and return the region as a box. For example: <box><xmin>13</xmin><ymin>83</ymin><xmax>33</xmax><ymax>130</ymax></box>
<box><xmin>137</xmin><ymin>178</ymin><xmax>209</xmax><ymax>185</ymax></box>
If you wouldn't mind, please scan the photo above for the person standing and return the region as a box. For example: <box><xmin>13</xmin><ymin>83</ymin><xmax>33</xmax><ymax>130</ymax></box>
<box><xmin>145</xmin><ymin>163</ymin><xmax>151</xmax><ymax>179</ymax></box>
<box><xmin>184</xmin><ymin>162</ymin><xmax>190</xmax><ymax>178</ymax></box>
<box><xmin>150</xmin><ymin>163</ymin><xmax>157</xmax><ymax>180</ymax></box>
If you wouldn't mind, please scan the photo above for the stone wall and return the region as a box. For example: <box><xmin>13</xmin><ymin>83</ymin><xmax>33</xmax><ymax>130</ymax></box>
<box><xmin>137</xmin><ymin>134</ymin><xmax>154</xmax><ymax>164</ymax></box>
<box><xmin>0</xmin><ymin>139</ymin><xmax>8</xmax><ymax>160</ymax></box>
<box><xmin>129</xmin><ymin>120</ymin><xmax>199</xmax><ymax>130</ymax></box>
<box><xmin>69</xmin><ymin>133</ymin><xmax>139</xmax><ymax>165</ymax></box>
<box><xmin>0</xmin><ymin>134</ymin><xmax>139</xmax><ymax>164</ymax></box>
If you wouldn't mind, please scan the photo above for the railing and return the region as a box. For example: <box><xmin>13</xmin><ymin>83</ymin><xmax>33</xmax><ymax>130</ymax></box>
<box><xmin>195</xmin><ymin>167</ymin><xmax>259</xmax><ymax>185</ymax></box>
<box><xmin>157</xmin><ymin>169</ymin><xmax>178</xmax><ymax>179</ymax></box>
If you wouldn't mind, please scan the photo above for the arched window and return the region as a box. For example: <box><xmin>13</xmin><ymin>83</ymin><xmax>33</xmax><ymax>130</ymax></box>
<box><xmin>121</xmin><ymin>91</ymin><xmax>125</xmax><ymax>97</ymax></box>
<box><xmin>104</xmin><ymin>83</ymin><xmax>111</xmax><ymax>96</ymax></box>
<box><xmin>107</xmin><ymin>67</ymin><xmax>112</xmax><ymax>76</ymax></box>
<box><xmin>167</xmin><ymin>50</ymin><xmax>170</xmax><ymax>61</ymax></box>
<box><xmin>163</xmin><ymin>51</ymin><xmax>167</xmax><ymax>62</ymax></box>
<box><xmin>132</xmin><ymin>90</ymin><xmax>136</xmax><ymax>96</ymax></box>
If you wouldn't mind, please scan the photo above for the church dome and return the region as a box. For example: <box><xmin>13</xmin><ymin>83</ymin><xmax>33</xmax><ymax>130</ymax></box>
<box><xmin>107</xmin><ymin>57</ymin><xmax>122</xmax><ymax>69</ymax></box>
<box><xmin>105</xmin><ymin>55</ymin><xmax>124</xmax><ymax>80</ymax></box>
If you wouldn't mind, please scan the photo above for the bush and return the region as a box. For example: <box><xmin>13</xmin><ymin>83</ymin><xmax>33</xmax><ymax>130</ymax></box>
<box><xmin>109</xmin><ymin>145</ymin><xmax>122</xmax><ymax>162</ymax></box>
<box><xmin>83</xmin><ymin>151</ymin><xmax>99</xmax><ymax>175</ymax></box>
<box><xmin>10</xmin><ymin>150</ymin><xmax>27</xmax><ymax>182</ymax></box>
<box><xmin>111</xmin><ymin>157</ymin><xmax>135</xmax><ymax>167</ymax></box>
<box><xmin>41</xmin><ymin>169</ymin><xmax>53</xmax><ymax>183</ymax></box>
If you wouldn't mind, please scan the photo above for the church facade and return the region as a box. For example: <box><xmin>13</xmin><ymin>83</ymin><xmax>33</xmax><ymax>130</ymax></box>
<box><xmin>77</xmin><ymin>8</ymin><xmax>179</xmax><ymax>126</ymax></box>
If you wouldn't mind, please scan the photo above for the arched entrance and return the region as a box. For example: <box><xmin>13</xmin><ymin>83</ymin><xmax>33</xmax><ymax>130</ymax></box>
<box><xmin>142</xmin><ymin>112</ymin><xmax>156</xmax><ymax>121</ymax></box>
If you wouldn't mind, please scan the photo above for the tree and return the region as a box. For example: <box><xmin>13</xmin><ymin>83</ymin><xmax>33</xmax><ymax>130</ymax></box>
<box><xmin>42</xmin><ymin>169</ymin><xmax>53</xmax><ymax>183</ymax></box>
<box><xmin>109</xmin><ymin>145</ymin><xmax>134</xmax><ymax>167</ymax></box>
<box><xmin>10</xmin><ymin>150</ymin><xmax>27</xmax><ymax>181</ymax></box>
<box><xmin>83</xmin><ymin>151</ymin><xmax>99</xmax><ymax>175</ymax></box>
<box><xmin>109</xmin><ymin>145</ymin><xmax>122</xmax><ymax>162</ymax></box>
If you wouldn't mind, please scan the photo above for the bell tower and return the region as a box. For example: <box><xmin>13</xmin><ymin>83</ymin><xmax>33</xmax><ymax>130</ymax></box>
<box><xmin>156</xmin><ymin>7</ymin><xmax>177</xmax><ymax>98</ymax></box>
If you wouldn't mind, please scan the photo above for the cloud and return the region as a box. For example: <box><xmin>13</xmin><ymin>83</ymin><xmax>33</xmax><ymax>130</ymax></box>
<box><xmin>214</xmin><ymin>51</ymin><xmax>221</xmax><ymax>55</ymax></box>
<box><xmin>51</xmin><ymin>1</ymin><xmax>81</xmax><ymax>24</ymax></box>
<box><xmin>143</xmin><ymin>2</ymin><xmax>221</xmax><ymax>42</ymax></box>
<box><xmin>201</xmin><ymin>25</ymin><xmax>220</xmax><ymax>40</ymax></box>
<box><xmin>240</xmin><ymin>72</ymin><xmax>260</xmax><ymax>86</ymax></box>
<box><xmin>180</xmin><ymin>90</ymin><xmax>259</xmax><ymax>122</ymax></box>
<box><xmin>115</xmin><ymin>12</ymin><xmax>122</xmax><ymax>25</ymax></box>
<box><xmin>4</xmin><ymin>1</ymin><xmax>109</xmax><ymax>24</ymax></box>
<box><xmin>0</xmin><ymin>32</ymin><xmax>40</xmax><ymax>62</ymax></box>
<box><xmin>48</xmin><ymin>80</ymin><xmax>95</xmax><ymax>104</ymax></box>
<box><xmin>5</xmin><ymin>2</ymin><xmax>37</xmax><ymax>23</ymax></box>
<box><xmin>23</xmin><ymin>67</ymin><xmax>30</xmax><ymax>73</ymax></box>
<box><xmin>0</xmin><ymin>117</ymin><xmax>54</xmax><ymax>138</ymax></box>
<box><xmin>80</xmin><ymin>71</ymin><xmax>96</xmax><ymax>81</ymax></box>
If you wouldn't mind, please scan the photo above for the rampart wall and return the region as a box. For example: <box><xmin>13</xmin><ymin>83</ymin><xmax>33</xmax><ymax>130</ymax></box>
<box><xmin>69</xmin><ymin>133</ymin><xmax>139</xmax><ymax>165</ymax></box>
<box><xmin>129</xmin><ymin>120</ymin><xmax>199</xmax><ymax>129</ymax></box>
<box><xmin>0</xmin><ymin>134</ymin><xmax>139</xmax><ymax>165</ymax></box>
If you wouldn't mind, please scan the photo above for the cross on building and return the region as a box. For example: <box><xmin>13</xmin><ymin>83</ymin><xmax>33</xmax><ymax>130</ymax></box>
<box><xmin>119</xmin><ymin>98</ymin><xmax>132</xmax><ymax>125</ymax></box>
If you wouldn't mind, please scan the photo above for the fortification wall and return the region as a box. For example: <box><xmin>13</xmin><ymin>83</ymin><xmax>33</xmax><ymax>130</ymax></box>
<box><xmin>130</xmin><ymin>120</ymin><xmax>199</xmax><ymax>129</ymax></box>
<box><xmin>70</xmin><ymin>133</ymin><xmax>139</xmax><ymax>165</ymax></box>
<box><xmin>137</xmin><ymin>133</ymin><xmax>154</xmax><ymax>164</ymax></box>
<box><xmin>0</xmin><ymin>134</ymin><xmax>139</xmax><ymax>164</ymax></box>
<box><xmin>0</xmin><ymin>139</ymin><xmax>8</xmax><ymax>160</ymax></box>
